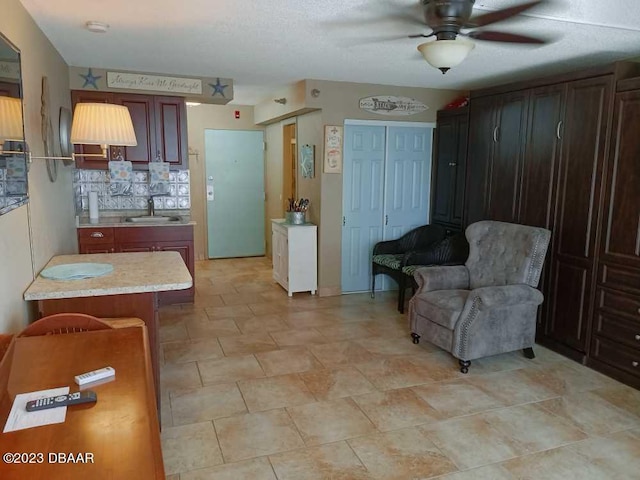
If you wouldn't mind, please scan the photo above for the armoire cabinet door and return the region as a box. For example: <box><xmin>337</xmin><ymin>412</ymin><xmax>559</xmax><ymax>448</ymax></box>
<box><xmin>487</xmin><ymin>90</ymin><xmax>530</xmax><ymax>223</ymax></box>
<box><xmin>432</xmin><ymin>108</ymin><xmax>468</xmax><ymax>228</ymax></box>
<box><xmin>154</xmin><ymin>96</ymin><xmax>188</xmax><ymax>168</ymax></box>
<box><xmin>546</xmin><ymin>75</ymin><xmax>613</xmax><ymax>354</ymax></box>
<box><xmin>464</xmin><ymin>96</ymin><xmax>497</xmax><ymax>226</ymax></box>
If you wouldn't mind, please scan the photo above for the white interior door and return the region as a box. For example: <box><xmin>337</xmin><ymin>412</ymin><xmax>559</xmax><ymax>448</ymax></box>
<box><xmin>341</xmin><ymin>125</ymin><xmax>386</xmax><ymax>293</ymax></box>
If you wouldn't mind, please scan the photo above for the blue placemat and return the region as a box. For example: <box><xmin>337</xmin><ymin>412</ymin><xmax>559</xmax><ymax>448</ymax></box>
<box><xmin>40</xmin><ymin>263</ymin><xmax>114</xmax><ymax>280</ymax></box>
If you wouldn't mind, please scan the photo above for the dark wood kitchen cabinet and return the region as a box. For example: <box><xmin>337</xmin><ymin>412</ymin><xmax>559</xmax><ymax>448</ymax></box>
<box><xmin>71</xmin><ymin>90</ymin><xmax>188</xmax><ymax>170</ymax></box>
<box><xmin>78</xmin><ymin>225</ymin><xmax>195</xmax><ymax>305</ymax></box>
<box><xmin>431</xmin><ymin>107</ymin><xmax>468</xmax><ymax>231</ymax></box>
<box><xmin>587</xmin><ymin>79</ymin><xmax>640</xmax><ymax>388</ymax></box>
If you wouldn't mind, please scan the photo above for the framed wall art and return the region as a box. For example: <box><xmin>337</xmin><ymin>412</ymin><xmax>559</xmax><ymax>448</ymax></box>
<box><xmin>323</xmin><ymin>125</ymin><xmax>343</xmax><ymax>174</ymax></box>
<box><xmin>300</xmin><ymin>144</ymin><xmax>315</xmax><ymax>179</ymax></box>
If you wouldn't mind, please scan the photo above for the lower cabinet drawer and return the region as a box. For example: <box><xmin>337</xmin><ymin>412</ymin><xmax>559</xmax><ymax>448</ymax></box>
<box><xmin>591</xmin><ymin>336</ymin><xmax>640</xmax><ymax>379</ymax></box>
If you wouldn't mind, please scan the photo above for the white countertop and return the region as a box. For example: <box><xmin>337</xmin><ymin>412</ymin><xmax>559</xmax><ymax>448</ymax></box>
<box><xmin>77</xmin><ymin>214</ymin><xmax>195</xmax><ymax>228</ymax></box>
<box><xmin>24</xmin><ymin>251</ymin><xmax>192</xmax><ymax>301</ymax></box>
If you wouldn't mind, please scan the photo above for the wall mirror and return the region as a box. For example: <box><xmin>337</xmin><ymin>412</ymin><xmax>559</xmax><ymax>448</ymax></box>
<box><xmin>0</xmin><ymin>32</ymin><xmax>28</xmax><ymax>215</ymax></box>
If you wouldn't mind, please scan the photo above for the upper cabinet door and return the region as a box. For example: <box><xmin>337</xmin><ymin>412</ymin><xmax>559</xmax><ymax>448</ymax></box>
<box><xmin>154</xmin><ymin>96</ymin><xmax>188</xmax><ymax>168</ymax></box>
<box><xmin>112</xmin><ymin>93</ymin><xmax>156</xmax><ymax>168</ymax></box>
<box><xmin>465</xmin><ymin>95</ymin><xmax>498</xmax><ymax>226</ymax></box>
<box><xmin>520</xmin><ymin>84</ymin><xmax>567</xmax><ymax>229</ymax></box>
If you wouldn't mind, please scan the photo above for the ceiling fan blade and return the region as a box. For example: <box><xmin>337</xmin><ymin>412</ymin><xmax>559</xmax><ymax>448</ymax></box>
<box><xmin>465</xmin><ymin>30</ymin><xmax>547</xmax><ymax>44</ymax></box>
<box><xmin>465</xmin><ymin>0</ymin><xmax>544</xmax><ymax>28</ymax></box>
<box><xmin>408</xmin><ymin>33</ymin><xmax>435</xmax><ymax>39</ymax></box>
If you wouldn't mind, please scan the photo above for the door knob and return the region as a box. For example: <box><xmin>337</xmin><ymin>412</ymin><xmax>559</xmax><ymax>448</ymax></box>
<box><xmin>632</xmin><ymin>361</ymin><xmax>639</xmax><ymax>368</ymax></box>
<box><xmin>636</xmin><ymin>334</ymin><xmax>640</xmax><ymax>341</ymax></box>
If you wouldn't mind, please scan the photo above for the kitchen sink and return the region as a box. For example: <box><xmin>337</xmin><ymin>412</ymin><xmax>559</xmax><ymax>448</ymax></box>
<box><xmin>124</xmin><ymin>215</ymin><xmax>182</xmax><ymax>223</ymax></box>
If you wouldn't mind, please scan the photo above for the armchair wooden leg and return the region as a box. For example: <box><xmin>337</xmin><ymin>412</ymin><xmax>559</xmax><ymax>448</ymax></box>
<box><xmin>523</xmin><ymin>347</ymin><xmax>535</xmax><ymax>359</ymax></box>
<box><xmin>371</xmin><ymin>274</ymin><xmax>376</xmax><ymax>299</ymax></box>
<box><xmin>459</xmin><ymin>359</ymin><xmax>471</xmax><ymax>374</ymax></box>
<box><xmin>411</xmin><ymin>333</ymin><xmax>420</xmax><ymax>344</ymax></box>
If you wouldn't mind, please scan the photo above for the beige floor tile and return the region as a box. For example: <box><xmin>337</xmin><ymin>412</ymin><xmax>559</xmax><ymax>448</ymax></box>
<box><xmin>248</xmin><ymin>302</ymin><xmax>290</xmax><ymax>316</ymax></box>
<box><xmin>283</xmin><ymin>310</ymin><xmax>336</xmax><ymax>329</ymax></box>
<box><xmin>163</xmin><ymin>338</ymin><xmax>224</xmax><ymax>364</ymax></box>
<box><xmin>481</xmin><ymin>403</ymin><xmax>588</xmax><ymax>454</ymax></box>
<box><xmin>204</xmin><ymin>304</ymin><xmax>253</xmax><ymax>319</ymax></box>
<box><xmin>412</xmin><ymin>379</ymin><xmax>506</xmax><ymax>418</ymax></box>
<box><xmin>361</xmin><ymin>319</ymin><xmax>411</xmax><ymax>338</ymax></box>
<box><xmin>315</xmin><ymin>322</ymin><xmax>376</xmax><ymax>342</ymax></box>
<box><xmin>161</xmin><ymin>422</ymin><xmax>223</xmax><ymax>475</ymax></box>
<box><xmin>436</xmin><ymin>464</ymin><xmax>515</xmax><ymax>480</ymax></box>
<box><xmin>185</xmin><ymin>318</ymin><xmax>241</xmax><ymax>339</ymax></box>
<box><xmin>255</xmin><ymin>347</ymin><xmax>323</xmax><ymax>376</ymax></box>
<box><xmin>234</xmin><ymin>314</ymin><xmax>289</xmax><ymax>334</ymax></box>
<box><xmin>238</xmin><ymin>374</ymin><xmax>316</xmax><ymax>412</ymax></box>
<box><xmin>166</xmin><ymin>474</ymin><xmax>180</xmax><ymax>480</ymax></box>
<box><xmin>352</xmin><ymin>388</ymin><xmax>442</xmax><ymax>432</ymax></box>
<box><xmin>221</xmin><ymin>291</ymin><xmax>268</xmax><ymax>306</ymax></box>
<box><xmin>218</xmin><ymin>332</ymin><xmax>280</xmax><ymax>356</ymax></box>
<box><xmin>530</xmin><ymin>361</ymin><xmax>620</xmax><ymax>395</ymax></box>
<box><xmin>180</xmin><ymin>457</ymin><xmax>277</xmax><ymax>480</ymax></box>
<box><xmin>287</xmin><ymin>398</ymin><xmax>376</xmax><ymax>446</ymax></box>
<box><xmin>568</xmin><ymin>429</ymin><xmax>640</xmax><ymax>477</ymax></box>
<box><xmin>160</xmin><ymin>321</ymin><xmax>189</xmax><ymax>343</ymax></box>
<box><xmin>354</xmin><ymin>356</ymin><xmax>435</xmax><ymax>390</ymax></box>
<box><xmin>591</xmin><ymin>385</ymin><xmax>640</xmax><ymax>418</ymax></box>
<box><xmin>470</xmin><ymin>351</ymin><xmax>532</xmax><ymax>374</ymax></box>
<box><xmin>269</xmin><ymin>442</ymin><xmax>372</xmax><ymax>480</ymax></box>
<box><xmin>161</xmin><ymin>362</ymin><xmax>202</xmax><ymax>392</ymax></box>
<box><xmin>348</xmin><ymin>427</ymin><xmax>458</xmax><ymax>480</ymax></box>
<box><xmin>538</xmin><ymin>390</ymin><xmax>640</xmax><ymax>435</ymax></box>
<box><xmin>321</xmin><ymin>306</ymin><xmax>375</xmax><ymax>323</ymax></box>
<box><xmin>159</xmin><ymin>305</ymin><xmax>190</xmax><ymax>325</ymax></box>
<box><xmin>310</xmin><ymin>341</ymin><xmax>379</xmax><ymax>369</ymax></box>
<box><xmin>196</xmin><ymin>283</ymin><xmax>238</xmax><ymax>296</ymax></box>
<box><xmin>171</xmin><ymin>383</ymin><xmax>247</xmax><ymax>426</ymax></box>
<box><xmin>465</xmin><ymin>367</ymin><xmax>562</xmax><ymax>406</ymax></box>
<box><xmin>299</xmin><ymin>367</ymin><xmax>377</xmax><ymax>401</ymax></box>
<box><xmin>192</xmin><ymin>294</ymin><xmax>226</xmax><ymax>308</ymax></box>
<box><xmin>198</xmin><ymin>355</ymin><xmax>265</xmax><ymax>385</ymax></box>
<box><xmin>214</xmin><ymin>409</ymin><xmax>304</xmax><ymax>463</ymax></box>
<box><xmin>236</xmin><ymin>281</ymin><xmax>283</xmax><ymax>294</ymax></box>
<box><xmin>270</xmin><ymin>328</ymin><xmax>329</xmax><ymax>347</ymax></box>
<box><xmin>500</xmin><ymin>445</ymin><xmax>611</xmax><ymax>480</ymax></box>
<box><xmin>421</xmin><ymin>414</ymin><xmax>528</xmax><ymax>470</ymax></box>
<box><xmin>402</xmin><ymin>351</ymin><xmax>466</xmax><ymax>382</ymax></box>
<box><xmin>355</xmin><ymin>336</ymin><xmax>425</xmax><ymax>356</ymax></box>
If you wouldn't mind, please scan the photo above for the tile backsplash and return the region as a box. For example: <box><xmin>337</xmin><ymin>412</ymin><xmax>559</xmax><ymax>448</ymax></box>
<box><xmin>73</xmin><ymin>169</ymin><xmax>191</xmax><ymax>212</ymax></box>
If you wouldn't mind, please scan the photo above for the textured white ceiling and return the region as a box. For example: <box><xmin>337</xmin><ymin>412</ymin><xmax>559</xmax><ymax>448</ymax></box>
<box><xmin>17</xmin><ymin>0</ymin><xmax>640</xmax><ymax>105</ymax></box>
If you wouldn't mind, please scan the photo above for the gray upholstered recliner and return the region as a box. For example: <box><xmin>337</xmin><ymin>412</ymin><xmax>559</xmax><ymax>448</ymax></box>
<box><xmin>408</xmin><ymin>220</ymin><xmax>551</xmax><ymax>373</ymax></box>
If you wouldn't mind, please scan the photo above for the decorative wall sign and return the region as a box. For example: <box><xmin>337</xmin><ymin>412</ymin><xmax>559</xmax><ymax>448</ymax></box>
<box><xmin>300</xmin><ymin>144</ymin><xmax>315</xmax><ymax>179</ymax></box>
<box><xmin>323</xmin><ymin>125</ymin><xmax>343</xmax><ymax>174</ymax></box>
<box><xmin>107</xmin><ymin>72</ymin><xmax>203</xmax><ymax>95</ymax></box>
<box><xmin>69</xmin><ymin>67</ymin><xmax>233</xmax><ymax>105</ymax></box>
<box><xmin>359</xmin><ymin>95</ymin><xmax>428</xmax><ymax>116</ymax></box>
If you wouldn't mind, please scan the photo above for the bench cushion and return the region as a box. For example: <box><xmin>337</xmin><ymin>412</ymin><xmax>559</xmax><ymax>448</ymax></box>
<box><xmin>372</xmin><ymin>254</ymin><xmax>403</xmax><ymax>270</ymax></box>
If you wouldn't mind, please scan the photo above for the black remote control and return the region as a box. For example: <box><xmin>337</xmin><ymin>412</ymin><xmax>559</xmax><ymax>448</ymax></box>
<box><xmin>26</xmin><ymin>391</ymin><xmax>97</xmax><ymax>412</ymax></box>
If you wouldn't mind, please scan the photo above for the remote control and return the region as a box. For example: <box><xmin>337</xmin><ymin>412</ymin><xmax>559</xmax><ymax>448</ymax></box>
<box><xmin>74</xmin><ymin>366</ymin><xmax>115</xmax><ymax>386</ymax></box>
<box><xmin>25</xmin><ymin>391</ymin><xmax>97</xmax><ymax>412</ymax></box>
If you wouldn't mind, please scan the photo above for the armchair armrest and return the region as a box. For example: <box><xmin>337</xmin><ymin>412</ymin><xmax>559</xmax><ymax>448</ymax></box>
<box><xmin>471</xmin><ymin>285</ymin><xmax>543</xmax><ymax>309</ymax></box>
<box><xmin>413</xmin><ymin>265</ymin><xmax>469</xmax><ymax>293</ymax></box>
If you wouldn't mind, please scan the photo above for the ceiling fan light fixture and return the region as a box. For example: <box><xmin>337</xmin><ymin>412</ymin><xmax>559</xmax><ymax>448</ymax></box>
<box><xmin>417</xmin><ymin>39</ymin><xmax>475</xmax><ymax>74</ymax></box>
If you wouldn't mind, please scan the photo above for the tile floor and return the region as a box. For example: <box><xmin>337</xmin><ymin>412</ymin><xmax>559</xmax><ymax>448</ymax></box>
<box><xmin>159</xmin><ymin>257</ymin><xmax>640</xmax><ymax>480</ymax></box>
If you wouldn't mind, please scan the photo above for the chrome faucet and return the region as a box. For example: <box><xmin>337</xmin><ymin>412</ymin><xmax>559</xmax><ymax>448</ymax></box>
<box><xmin>147</xmin><ymin>197</ymin><xmax>155</xmax><ymax>216</ymax></box>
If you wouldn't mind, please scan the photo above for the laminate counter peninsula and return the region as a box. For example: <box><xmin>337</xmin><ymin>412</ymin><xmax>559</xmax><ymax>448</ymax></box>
<box><xmin>23</xmin><ymin>251</ymin><xmax>192</xmax><ymax>409</ymax></box>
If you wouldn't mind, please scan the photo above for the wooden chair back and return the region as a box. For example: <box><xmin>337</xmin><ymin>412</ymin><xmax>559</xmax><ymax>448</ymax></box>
<box><xmin>18</xmin><ymin>313</ymin><xmax>113</xmax><ymax>337</ymax></box>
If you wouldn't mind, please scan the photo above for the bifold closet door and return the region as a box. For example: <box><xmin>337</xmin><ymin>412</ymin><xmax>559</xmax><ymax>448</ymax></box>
<box><xmin>341</xmin><ymin>125</ymin><xmax>386</xmax><ymax>293</ymax></box>
<box><xmin>342</xmin><ymin>124</ymin><xmax>432</xmax><ymax>293</ymax></box>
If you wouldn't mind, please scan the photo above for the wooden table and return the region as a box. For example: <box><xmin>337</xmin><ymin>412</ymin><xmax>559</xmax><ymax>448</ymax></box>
<box><xmin>0</xmin><ymin>328</ymin><xmax>164</xmax><ymax>479</ymax></box>
<box><xmin>23</xmin><ymin>252</ymin><xmax>192</xmax><ymax>408</ymax></box>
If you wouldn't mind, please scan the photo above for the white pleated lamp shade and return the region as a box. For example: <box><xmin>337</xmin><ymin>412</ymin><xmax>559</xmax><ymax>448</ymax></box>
<box><xmin>0</xmin><ymin>96</ymin><xmax>24</xmax><ymax>141</ymax></box>
<box><xmin>70</xmin><ymin>103</ymin><xmax>137</xmax><ymax>146</ymax></box>
<box><xmin>417</xmin><ymin>39</ymin><xmax>475</xmax><ymax>73</ymax></box>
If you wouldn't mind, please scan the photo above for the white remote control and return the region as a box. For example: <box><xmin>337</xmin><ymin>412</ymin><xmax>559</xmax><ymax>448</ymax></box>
<box><xmin>74</xmin><ymin>366</ymin><xmax>115</xmax><ymax>386</ymax></box>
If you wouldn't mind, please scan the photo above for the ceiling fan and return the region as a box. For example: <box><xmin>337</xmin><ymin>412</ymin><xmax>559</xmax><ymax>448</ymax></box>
<box><xmin>405</xmin><ymin>0</ymin><xmax>550</xmax><ymax>73</ymax></box>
